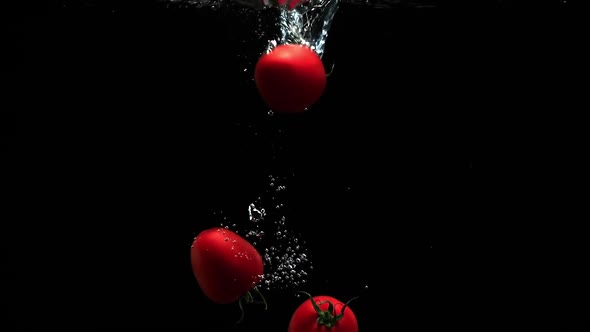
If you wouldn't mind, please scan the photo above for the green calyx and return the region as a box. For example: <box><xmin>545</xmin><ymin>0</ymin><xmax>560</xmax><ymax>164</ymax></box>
<box><xmin>235</xmin><ymin>286</ymin><xmax>268</xmax><ymax>325</ymax></box>
<box><xmin>299</xmin><ymin>291</ymin><xmax>359</xmax><ymax>328</ymax></box>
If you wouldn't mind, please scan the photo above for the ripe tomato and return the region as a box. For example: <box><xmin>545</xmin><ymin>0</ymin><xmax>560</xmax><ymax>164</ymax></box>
<box><xmin>254</xmin><ymin>44</ymin><xmax>326</xmax><ymax>113</ymax></box>
<box><xmin>190</xmin><ymin>227</ymin><xmax>264</xmax><ymax>304</ymax></box>
<box><xmin>277</xmin><ymin>0</ymin><xmax>308</xmax><ymax>9</ymax></box>
<box><xmin>288</xmin><ymin>294</ymin><xmax>359</xmax><ymax>332</ymax></box>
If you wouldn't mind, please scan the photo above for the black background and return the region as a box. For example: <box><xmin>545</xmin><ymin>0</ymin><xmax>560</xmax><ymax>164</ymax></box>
<box><xmin>9</xmin><ymin>0</ymin><xmax>587</xmax><ymax>330</ymax></box>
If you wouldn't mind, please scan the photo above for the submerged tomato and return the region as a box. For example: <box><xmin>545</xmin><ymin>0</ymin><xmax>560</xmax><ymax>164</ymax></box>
<box><xmin>289</xmin><ymin>294</ymin><xmax>359</xmax><ymax>332</ymax></box>
<box><xmin>190</xmin><ymin>228</ymin><xmax>264</xmax><ymax>304</ymax></box>
<box><xmin>254</xmin><ymin>44</ymin><xmax>326</xmax><ymax>113</ymax></box>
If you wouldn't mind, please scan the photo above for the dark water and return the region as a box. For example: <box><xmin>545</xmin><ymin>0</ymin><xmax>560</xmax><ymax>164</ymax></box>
<box><xmin>9</xmin><ymin>0</ymin><xmax>587</xmax><ymax>331</ymax></box>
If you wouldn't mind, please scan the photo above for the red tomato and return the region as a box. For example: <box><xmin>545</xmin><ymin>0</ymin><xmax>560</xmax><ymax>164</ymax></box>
<box><xmin>288</xmin><ymin>294</ymin><xmax>359</xmax><ymax>332</ymax></box>
<box><xmin>190</xmin><ymin>227</ymin><xmax>264</xmax><ymax>304</ymax></box>
<box><xmin>254</xmin><ymin>44</ymin><xmax>326</xmax><ymax>113</ymax></box>
<box><xmin>277</xmin><ymin>0</ymin><xmax>308</xmax><ymax>9</ymax></box>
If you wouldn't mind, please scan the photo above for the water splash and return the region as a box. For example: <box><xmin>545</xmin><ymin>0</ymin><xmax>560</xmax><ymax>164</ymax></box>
<box><xmin>275</xmin><ymin>0</ymin><xmax>340</xmax><ymax>58</ymax></box>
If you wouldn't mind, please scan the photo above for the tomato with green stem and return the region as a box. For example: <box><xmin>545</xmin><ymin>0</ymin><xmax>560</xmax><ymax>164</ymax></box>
<box><xmin>289</xmin><ymin>292</ymin><xmax>359</xmax><ymax>332</ymax></box>
<box><xmin>190</xmin><ymin>227</ymin><xmax>267</xmax><ymax>323</ymax></box>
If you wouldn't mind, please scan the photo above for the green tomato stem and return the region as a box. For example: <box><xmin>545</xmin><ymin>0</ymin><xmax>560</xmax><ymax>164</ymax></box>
<box><xmin>298</xmin><ymin>291</ymin><xmax>359</xmax><ymax>328</ymax></box>
<box><xmin>234</xmin><ymin>287</ymin><xmax>268</xmax><ymax>326</ymax></box>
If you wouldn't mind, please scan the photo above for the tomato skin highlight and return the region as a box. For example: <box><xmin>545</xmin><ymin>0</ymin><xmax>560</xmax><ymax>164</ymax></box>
<box><xmin>254</xmin><ymin>44</ymin><xmax>326</xmax><ymax>113</ymax></box>
<box><xmin>288</xmin><ymin>295</ymin><xmax>359</xmax><ymax>332</ymax></box>
<box><xmin>190</xmin><ymin>228</ymin><xmax>264</xmax><ymax>304</ymax></box>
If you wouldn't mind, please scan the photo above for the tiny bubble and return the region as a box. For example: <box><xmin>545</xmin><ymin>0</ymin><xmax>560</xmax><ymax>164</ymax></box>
<box><xmin>364</xmin><ymin>285</ymin><xmax>369</xmax><ymax>290</ymax></box>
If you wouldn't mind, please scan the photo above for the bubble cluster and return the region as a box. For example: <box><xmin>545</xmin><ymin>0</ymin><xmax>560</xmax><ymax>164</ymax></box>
<box><xmin>216</xmin><ymin>174</ymin><xmax>312</xmax><ymax>291</ymax></box>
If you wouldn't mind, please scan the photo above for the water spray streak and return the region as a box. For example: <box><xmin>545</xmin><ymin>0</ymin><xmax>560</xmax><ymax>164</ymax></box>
<box><xmin>276</xmin><ymin>0</ymin><xmax>340</xmax><ymax>58</ymax></box>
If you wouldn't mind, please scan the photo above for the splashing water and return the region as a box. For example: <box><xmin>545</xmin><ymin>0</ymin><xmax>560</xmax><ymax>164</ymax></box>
<box><xmin>273</xmin><ymin>0</ymin><xmax>340</xmax><ymax>58</ymax></box>
<box><xmin>166</xmin><ymin>0</ymin><xmax>340</xmax><ymax>59</ymax></box>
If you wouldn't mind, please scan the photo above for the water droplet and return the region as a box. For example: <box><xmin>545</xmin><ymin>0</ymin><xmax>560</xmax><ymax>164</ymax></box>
<box><xmin>364</xmin><ymin>285</ymin><xmax>369</xmax><ymax>290</ymax></box>
<box><xmin>233</xmin><ymin>240</ymin><xmax>236</xmax><ymax>243</ymax></box>
<box><xmin>224</xmin><ymin>237</ymin><xmax>229</xmax><ymax>241</ymax></box>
